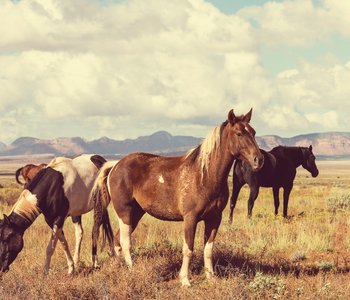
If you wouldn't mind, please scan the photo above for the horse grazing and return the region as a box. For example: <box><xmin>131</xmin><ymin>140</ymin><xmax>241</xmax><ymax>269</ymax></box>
<box><xmin>14</xmin><ymin>159</ymin><xmax>94</xmax><ymax>266</ymax></box>
<box><xmin>229</xmin><ymin>145</ymin><xmax>319</xmax><ymax>222</ymax></box>
<box><xmin>90</xmin><ymin>109</ymin><xmax>263</xmax><ymax>286</ymax></box>
<box><xmin>0</xmin><ymin>154</ymin><xmax>113</xmax><ymax>274</ymax></box>
<box><xmin>15</xmin><ymin>163</ymin><xmax>47</xmax><ymax>185</ymax></box>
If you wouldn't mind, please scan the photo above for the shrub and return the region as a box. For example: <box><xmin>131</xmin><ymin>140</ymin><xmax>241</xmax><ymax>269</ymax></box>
<box><xmin>317</xmin><ymin>261</ymin><xmax>335</xmax><ymax>271</ymax></box>
<box><xmin>325</xmin><ymin>191</ymin><xmax>350</xmax><ymax>211</ymax></box>
<box><xmin>0</xmin><ymin>188</ymin><xmax>21</xmax><ymax>206</ymax></box>
<box><xmin>289</xmin><ymin>250</ymin><xmax>306</xmax><ymax>262</ymax></box>
<box><xmin>249</xmin><ymin>272</ymin><xmax>285</xmax><ymax>299</ymax></box>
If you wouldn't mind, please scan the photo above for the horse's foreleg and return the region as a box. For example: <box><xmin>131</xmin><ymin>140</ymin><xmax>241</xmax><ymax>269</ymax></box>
<box><xmin>272</xmin><ymin>187</ymin><xmax>280</xmax><ymax>215</ymax></box>
<box><xmin>44</xmin><ymin>225</ymin><xmax>71</xmax><ymax>274</ymax></box>
<box><xmin>57</xmin><ymin>230</ymin><xmax>75</xmax><ymax>274</ymax></box>
<box><xmin>247</xmin><ymin>186</ymin><xmax>259</xmax><ymax>217</ymax></box>
<box><xmin>72</xmin><ymin>216</ymin><xmax>83</xmax><ymax>265</ymax></box>
<box><xmin>179</xmin><ymin>216</ymin><xmax>198</xmax><ymax>287</ymax></box>
<box><xmin>229</xmin><ymin>183</ymin><xmax>243</xmax><ymax>224</ymax></box>
<box><xmin>283</xmin><ymin>185</ymin><xmax>293</xmax><ymax>217</ymax></box>
<box><xmin>203</xmin><ymin>216</ymin><xmax>222</xmax><ymax>280</ymax></box>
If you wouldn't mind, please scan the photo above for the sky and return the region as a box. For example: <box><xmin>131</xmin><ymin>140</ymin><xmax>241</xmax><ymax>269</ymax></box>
<box><xmin>1</xmin><ymin>0</ymin><xmax>350</xmax><ymax>145</ymax></box>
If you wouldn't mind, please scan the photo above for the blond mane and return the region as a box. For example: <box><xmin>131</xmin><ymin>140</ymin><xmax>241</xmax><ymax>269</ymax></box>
<box><xmin>10</xmin><ymin>190</ymin><xmax>42</xmax><ymax>224</ymax></box>
<box><xmin>186</xmin><ymin>124</ymin><xmax>222</xmax><ymax>179</ymax></box>
<box><xmin>47</xmin><ymin>157</ymin><xmax>71</xmax><ymax>169</ymax></box>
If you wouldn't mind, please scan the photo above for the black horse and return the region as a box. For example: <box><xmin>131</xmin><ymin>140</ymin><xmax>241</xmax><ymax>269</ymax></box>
<box><xmin>229</xmin><ymin>145</ymin><xmax>319</xmax><ymax>222</ymax></box>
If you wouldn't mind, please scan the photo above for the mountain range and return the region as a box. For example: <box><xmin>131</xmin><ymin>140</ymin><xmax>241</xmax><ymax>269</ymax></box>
<box><xmin>1</xmin><ymin>131</ymin><xmax>350</xmax><ymax>158</ymax></box>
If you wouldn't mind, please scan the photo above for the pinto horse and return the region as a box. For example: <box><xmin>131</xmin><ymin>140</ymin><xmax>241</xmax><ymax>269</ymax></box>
<box><xmin>90</xmin><ymin>109</ymin><xmax>263</xmax><ymax>286</ymax></box>
<box><xmin>14</xmin><ymin>160</ymin><xmax>89</xmax><ymax>266</ymax></box>
<box><xmin>229</xmin><ymin>145</ymin><xmax>319</xmax><ymax>222</ymax></box>
<box><xmin>0</xmin><ymin>155</ymin><xmax>113</xmax><ymax>274</ymax></box>
<box><xmin>15</xmin><ymin>163</ymin><xmax>47</xmax><ymax>185</ymax></box>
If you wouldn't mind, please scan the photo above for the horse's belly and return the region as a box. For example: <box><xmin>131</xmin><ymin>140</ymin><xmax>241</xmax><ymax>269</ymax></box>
<box><xmin>146</xmin><ymin>209</ymin><xmax>184</xmax><ymax>222</ymax></box>
<box><xmin>259</xmin><ymin>175</ymin><xmax>283</xmax><ymax>188</ymax></box>
<box><xmin>137</xmin><ymin>196</ymin><xmax>183</xmax><ymax>221</ymax></box>
<box><xmin>66</xmin><ymin>186</ymin><xmax>94</xmax><ymax>216</ymax></box>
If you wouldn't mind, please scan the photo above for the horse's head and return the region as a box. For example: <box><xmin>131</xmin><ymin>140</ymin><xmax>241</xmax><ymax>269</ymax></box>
<box><xmin>0</xmin><ymin>215</ymin><xmax>23</xmax><ymax>272</ymax></box>
<box><xmin>227</xmin><ymin>108</ymin><xmax>263</xmax><ymax>170</ymax></box>
<box><xmin>302</xmin><ymin>145</ymin><xmax>319</xmax><ymax>177</ymax></box>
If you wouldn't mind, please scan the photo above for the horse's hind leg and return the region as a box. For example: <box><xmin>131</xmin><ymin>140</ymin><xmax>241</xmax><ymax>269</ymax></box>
<box><xmin>92</xmin><ymin>215</ymin><xmax>101</xmax><ymax>268</ymax></box>
<box><xmin>71</xmin><ymin>216</ymin><xmax>83</xmax><ymax>264</ymax></box>
<box><xmin>247</xmin><ymin>186</ymin><xmax>259</xmax><ymax>217</ymax></box>
<box><xmin>203</xmin><ymin>215</ymin><xmax>222</xmax><ymax>280</ymax></box>
<box><xmin>115</xmin><ymin>201</ymin><xmax>145</xmax><ymax>266</ymax></box>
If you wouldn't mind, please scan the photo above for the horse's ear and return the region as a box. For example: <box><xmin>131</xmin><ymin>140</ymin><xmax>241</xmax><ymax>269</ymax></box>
<box><xmin>309</xmin><ymin>145</ymin><xmax>313</xmax><ymax>151</ymax></box>
<box><xmin>243</xmin><ymin>108</ymin><xmax>253</xmax><ymax>123</ymax></box>
<box><xmin>3</xmin><ymin>214</ymin><xmax>10</xmax><ymax>225</ymax></box>
<box><xmin>228</xmin><ymin>109</ymin><xmax>236</xmax><ymax>125</ymax></box>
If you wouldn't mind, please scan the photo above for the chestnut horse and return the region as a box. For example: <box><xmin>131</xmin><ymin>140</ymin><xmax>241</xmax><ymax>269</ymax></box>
<box><xmin>15</xmin><ymin>164</ymin><xmax>47</xmax><ymax>186</ymax></box>
<box><xmin>90</xmin><ymin>109</ymin><xmax>263</xmax><ymax>286</ymax></box>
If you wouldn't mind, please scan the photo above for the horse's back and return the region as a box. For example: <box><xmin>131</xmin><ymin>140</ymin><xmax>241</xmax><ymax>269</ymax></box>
<box><xmin>240</xmin><ymin>149</ymin><xmax>283</xmax><ymax>187</ymax></box>
<box><xmin>113</xmin><ymin>152</ymin><xmax>185</xmax><ymax>182</ymax></box>
<box><xmin>109</xmin><ymin>152</ymin><xmax>191</xmax><ymax>221</ymax></box>
<box><xmin>259</xmin><ymin>148</ymin><xmax>296</xmax><ymax>187</ymax></box>
<box><xmin>49</xmin><ymin>155</ymin><xmax>105</xmax><ymax>215</ymax></box>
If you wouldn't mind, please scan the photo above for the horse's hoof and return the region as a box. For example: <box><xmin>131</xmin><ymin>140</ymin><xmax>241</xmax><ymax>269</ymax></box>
<box><xmin>180</xmin><ymin>277</ymin><xmax>191</xmax><ymax>287</ymax></box>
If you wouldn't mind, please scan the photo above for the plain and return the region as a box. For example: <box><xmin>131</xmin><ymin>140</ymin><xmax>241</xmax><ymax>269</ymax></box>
<box><xmin>0</xmin><ymin>159</ymin><xmax>350</xmax><ymax>299</ymax></box>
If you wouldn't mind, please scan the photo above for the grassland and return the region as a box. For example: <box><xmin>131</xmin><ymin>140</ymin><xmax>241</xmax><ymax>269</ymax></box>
<box><xmin>0</xmin><ymin>160</ymin><xmax>350</xmax><ymax>299</ymax></box>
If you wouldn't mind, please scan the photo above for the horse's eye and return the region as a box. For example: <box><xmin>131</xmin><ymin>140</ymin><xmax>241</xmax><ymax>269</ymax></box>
<box><xmin>237</xmin><ymin>133</ymin><xmax>242</xmax><ymax>137</ymax></box>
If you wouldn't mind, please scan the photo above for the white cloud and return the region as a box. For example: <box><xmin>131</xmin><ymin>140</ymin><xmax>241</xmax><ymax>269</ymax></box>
<box><xmin>237</xmin><ymin>0</ymin><xmax>350</xmax><ymax>47</ymax></box>
<box><xmin>0</xmin><ymin>0</ymin><xmax>276</xmax><ymax>144</ymax></box>
<box><xmin>261</xmin><ymin>104</ymin><xmax>308</xmax><ymax>131</ymax></box>
<box><xmin>0</xmin><ymin>0</ymin><xmax>349</xmax><ymax>145</ymax></box>
<box><xmin>305</xmin><ymin>110</ymin><xmax>340</xmax><ymax>128</ymax></box>
<box><xmin>276</xmin><ymin>69</ymin><xmax>299</xmax><ymax>78</ymax></box>
<box><xmin>275</xmin><ymin>60</ymin><xmax>350</xmax><ymax>109</ymax></box>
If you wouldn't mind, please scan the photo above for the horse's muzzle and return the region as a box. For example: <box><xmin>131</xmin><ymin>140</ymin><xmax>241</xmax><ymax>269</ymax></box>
<box><xmin>253</xmin><ymin>154</ymin><xmax>264</xmax><ymax>170</ymax></box>
<box><xmin>0</xmin><ymin>265</ymin><xmax>9</xmax><ymax>273</ymax></box>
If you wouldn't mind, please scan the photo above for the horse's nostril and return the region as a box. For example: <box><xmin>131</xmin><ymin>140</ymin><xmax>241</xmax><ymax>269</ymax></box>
<box><xmin>254</xmin><ymin>156</ymin><xmax>259</xmax><ymax>165</ymax></box>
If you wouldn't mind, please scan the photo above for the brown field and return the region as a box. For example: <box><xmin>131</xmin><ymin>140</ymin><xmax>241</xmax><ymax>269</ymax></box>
<box><xmin>0</xmin><ymin>160</ymin><xmax>350</xmax><ymax>299</ymax></box>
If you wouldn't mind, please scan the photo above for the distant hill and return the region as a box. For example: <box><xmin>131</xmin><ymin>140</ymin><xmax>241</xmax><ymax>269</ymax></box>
<box><xmin>0</xmin><ymin>131</ymin><xmax>202</xmax><ymax>157</ymax></box>
<box><xmin>256</xmin><ymin>132</ymin><xmax>350</xmax><ymax>155</ymax></box>
<box><xmin>0</xmin><ymin>131</ymin><xmax>350</xmax><ymax>158</ymax></box>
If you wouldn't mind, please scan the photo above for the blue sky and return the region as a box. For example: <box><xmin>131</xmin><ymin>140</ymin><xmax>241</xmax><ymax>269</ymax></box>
<box><xmin>1</xmin><ymin>0</ymin><xmax>349</xmax><ymax>145</ymax></box>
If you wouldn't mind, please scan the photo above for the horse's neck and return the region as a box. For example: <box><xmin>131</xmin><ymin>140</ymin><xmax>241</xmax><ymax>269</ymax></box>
<box><xmin>206</xmin><ymin>147</ymin><xmax>235</xmax><ymax>187</ymax></box>
<box><xmin>286</xmin><ymin>148</ymin><xmax>304</xmax><ymax>168</ymax></box>
<box><xmin>9</xmin><ymin>194</ymin><xmax>41</xmax><ymax>234</ymax></box>
<box><xmin>7</xmin><ymin>213</ymin><xmax>33</xmax><ymax>236</ymax></box>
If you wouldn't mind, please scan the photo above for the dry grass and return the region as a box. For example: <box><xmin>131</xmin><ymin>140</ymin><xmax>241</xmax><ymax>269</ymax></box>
<box><xmin>1</xmin><ymin>160</ymin><xmax>350</xmax><ymax>299</ymax></box>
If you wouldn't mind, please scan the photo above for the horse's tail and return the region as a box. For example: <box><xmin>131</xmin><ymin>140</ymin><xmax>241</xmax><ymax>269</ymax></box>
<box><xmin>15</xmin><ymin>167</ymin><xmax>24</xmax><ymax>185</ymax></box>
<box><xmin>90</xmin><ymin>161</ymin><xmax>118</xmax><ymax>266</ymax></box>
